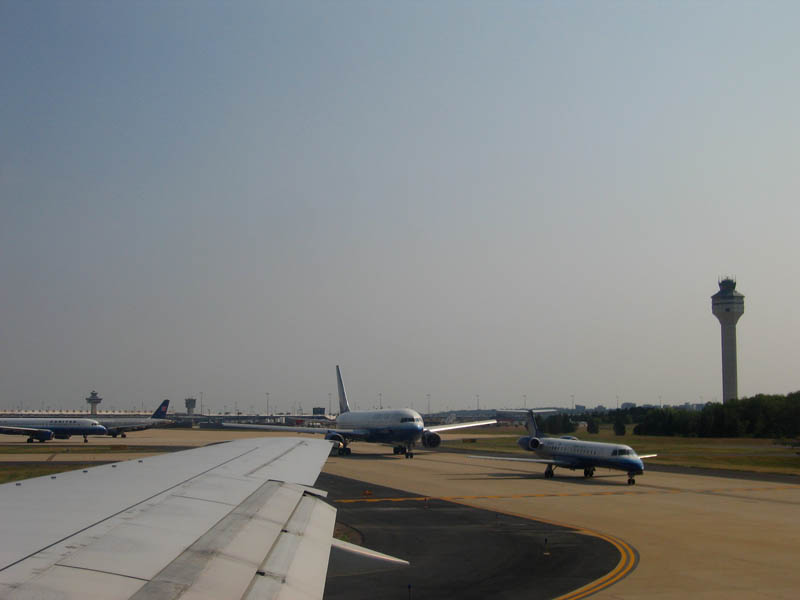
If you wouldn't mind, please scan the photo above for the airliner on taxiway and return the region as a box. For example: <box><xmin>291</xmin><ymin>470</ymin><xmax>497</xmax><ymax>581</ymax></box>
<box><xmin>224</xmin><ymin>365</ymin><xmax>496</xmax><ymax>458</ymax></box>
<box><xmin>472</xmin><ymin>410</ymin><xmax>657</xmax><ymax>485</ymax></box>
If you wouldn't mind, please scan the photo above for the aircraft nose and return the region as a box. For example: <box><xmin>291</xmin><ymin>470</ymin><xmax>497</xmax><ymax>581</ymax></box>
<box><xmin>96</xmin><ymin>425</ymin><xmax>107</xmax><ymax>434</ymax></box>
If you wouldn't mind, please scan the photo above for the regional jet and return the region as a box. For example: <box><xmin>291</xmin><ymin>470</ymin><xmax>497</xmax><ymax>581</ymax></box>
<box><xmin>472</xmin><ymin>410</ymin><xmax>657</xmax><ymax>485</ymax></box>
<box><xmin>224</xmin><ymin>365</ymin><xmax>496</xmax><ymax>458</ymax></box>
<box><xmin>0</xmin><ymin>417</ymin><xmax>107</xmax><ymax>443</ymax></box>
<box><xmin>0</xmin><ymin>436</ymin><xmax>407</xmax><ymax>599</ymax></box>
<box><xmin>95</xmin><ymin>399</ymin><xmax>171</xmax><ymax>437</ymax></box>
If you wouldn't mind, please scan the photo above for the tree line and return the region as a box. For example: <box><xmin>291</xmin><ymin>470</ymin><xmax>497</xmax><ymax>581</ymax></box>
<box><xmin>571</xmin><ymin>391</ymin><xmax>800</xmax><ymax>438</ymax></box>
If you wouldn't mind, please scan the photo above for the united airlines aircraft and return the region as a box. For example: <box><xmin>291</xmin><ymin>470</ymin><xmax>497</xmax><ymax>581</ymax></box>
<box><xmin>472</xmin><ymin>410</ymin><xmax>657</xmax><ymax>485</ymax></box>
<box><xmin>0</xmin><ymin>417</ymin><xmax>107</xmax><ymax>443</ymax></box>
<box><xmin>224</xmin><ymin>366</ymin><xmax>496</xmax><ymax>458</ymax></box>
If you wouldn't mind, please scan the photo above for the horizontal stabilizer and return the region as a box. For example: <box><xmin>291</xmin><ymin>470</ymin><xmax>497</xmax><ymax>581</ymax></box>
<box><xmin>495</xmin><ymin>409</ymin><xmax>556</xmax><ymax>417</ymax></box>
<box><xmin>328</xmin><ymin>538</ymin><xmax>409</xmax><ymax>577</ymax></box>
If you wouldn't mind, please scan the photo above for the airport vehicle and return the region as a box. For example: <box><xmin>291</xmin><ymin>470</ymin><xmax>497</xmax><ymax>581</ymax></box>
<box><xmin>95</xmin><ymin>399</ymin><xmax>171</xmax><ymax>437</ymax></box>
<box><xmin>224</xmin><ymin>365</ymin><xmax>496</xmax><ymax>458</ymax></box>
<box><xmin>472</xmin><ymin>410</ymin><xmax>657</xmax><ymax>485</ymax></box>
<box><xmin>0</xmin><ymin>417</ymin><xmax>107</xmax><ymax>443</ymax></box>
<box><xmin>0</xmin><ymin>436</ymin><xmax>406</xmax><ymax>599</ymax></box>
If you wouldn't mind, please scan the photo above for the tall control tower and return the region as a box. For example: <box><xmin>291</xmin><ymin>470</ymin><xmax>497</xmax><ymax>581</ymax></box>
<box><xmin>711</xmin><ymin>278</ymin><xmax>745</xmax><ymax>402</ymax></box>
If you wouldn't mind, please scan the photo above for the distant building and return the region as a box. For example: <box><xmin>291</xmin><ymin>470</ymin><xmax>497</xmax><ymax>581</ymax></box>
<box><xmin>312</xmin><ymin>407</ymin><xmax>326</xmax><ymax>416</ymax></box>
<box><xmin>574</xmin><ymin>404</ymin><xmax>586</xmax><ymax>412</ymax></box>
<box><xmin>621</xmin><ymin>402</ymin><xmax>636</xmax><ymax>410</ymax></box>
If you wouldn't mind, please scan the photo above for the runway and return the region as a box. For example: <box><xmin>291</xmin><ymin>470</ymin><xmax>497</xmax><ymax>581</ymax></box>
<box><xmin>323</xmin><ymin>442</ymin><xmax>800</xmax><ymax>599</ymax></box>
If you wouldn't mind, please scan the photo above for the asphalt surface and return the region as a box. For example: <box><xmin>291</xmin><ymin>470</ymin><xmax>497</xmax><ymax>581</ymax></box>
<box><xmin>320</xmin><ymin>472</ymin><xmax>622</xmax><ymax>600</ymax></box>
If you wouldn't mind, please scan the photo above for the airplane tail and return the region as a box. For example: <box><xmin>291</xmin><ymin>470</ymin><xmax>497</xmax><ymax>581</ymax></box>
<box><xmin>526</xmin><ymin>410</ymin><xmax>542</xmax><ymax>437</ymax></box>
<box><xmin>336</xmin><ymin>365</ymin><xmax>351</xmax><ymax>414</ymax></box>
<box><xmin>151</xmin><ymin>399</ymin><xmax>170</xmax><ymax>419</ymax></box>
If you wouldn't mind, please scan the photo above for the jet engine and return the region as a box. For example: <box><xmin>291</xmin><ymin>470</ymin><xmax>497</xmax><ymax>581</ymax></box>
<box><xmin>324</xmin><ymin>432</ymin><xmax>344</xmax><ymax>448</ymax></box>
<box><xmin>421</xmin><ymin>431</ymin><xmax>441</xmax><ymax>448</ymax></box>
<box><xmin>517</xmin><ymin>436</ymin><xmax>541</xmax><ymax>451</ymax></box>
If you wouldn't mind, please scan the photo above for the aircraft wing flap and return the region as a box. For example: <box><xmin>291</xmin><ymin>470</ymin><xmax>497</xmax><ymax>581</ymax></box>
<box><xmin>244</xmin><ymin>494</ymin><xmax>336</xmax><ymax>600</ymax></box>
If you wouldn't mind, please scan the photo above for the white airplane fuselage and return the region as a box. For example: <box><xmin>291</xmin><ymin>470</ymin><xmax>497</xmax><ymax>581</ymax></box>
<box><xmin>0</xmin><ymin>417</ymin><xmax>107</xmax><ymax>440</ymax></box>
<box><xmin>519</xmin><ymin>434</ymin><xmax>646</xmax><ymax>475</ymax></box>
<box><xmin>335</xmin><ymin>408</ymin><xmax>425</xmax><ymax>444</ymax></box>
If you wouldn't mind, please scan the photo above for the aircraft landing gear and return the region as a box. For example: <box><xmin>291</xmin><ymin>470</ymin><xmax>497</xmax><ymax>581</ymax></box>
<box><xmin>544</xmin><ymin>465</ymin><xmax>555</xmax><ymax>479</ymax></box>
<box><xmin>27</xmin><ymin>438</ymin><xmax>34</xmax><ymax>443</ymax></box>
<box><xmin>393</xmin><ymin>446</ymin><xmax>404</xmax><ymax>455</ymax></box>
<box><xmin>337</xmin><ymin>446</ymin><xmax>352</xmax><ymax>456</ymax></box>
<box><xmin>121</xmin><ymin>432</ymin><xmax>127</xmax><ymax>438</ymax></box>
<box><xmin>583</xmin><ymin>467</ymin><xmax>595</xmax><ymax>478</ymax></box>
<box><xmin>627</xmin><ymin>474</ymin><xmax>636</xmax><ymax>485</ymax></box>
<box><xmin>83</xmin><ymin>435</ymin><xmax>89</xmax><ymax>443</ymax></box>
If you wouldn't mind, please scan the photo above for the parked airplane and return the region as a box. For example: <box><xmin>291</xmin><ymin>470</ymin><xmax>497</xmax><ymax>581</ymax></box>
<box><xmin>224</xmin><ymin>365</ymin><xmax>496</xmax><ymax>458</ymax></box>
<box><xmin>95</xmin><ymin>399</ymin><xmax>171</xmax><ymax>437</ymax></box>
<box><xmin>0</xmin><ymin>417</ymin><xmax>107</xmax><ymax>443</ymax></box>
<box><xmin>472</xmin><ymin>410</ymin><xmax>657</xmax><ymax>485</ymax></box>
<box><xmin>0</xmin><ymin>436</ymin><xmax>407</xmax><ymax>599</ymax></box>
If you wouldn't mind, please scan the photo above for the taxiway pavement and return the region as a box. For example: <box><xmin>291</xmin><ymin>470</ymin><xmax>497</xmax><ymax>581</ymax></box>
<box><xmin>324</xmin><ymin>442</ymin><xmax>800</xmax><ymax>599</ymax></box>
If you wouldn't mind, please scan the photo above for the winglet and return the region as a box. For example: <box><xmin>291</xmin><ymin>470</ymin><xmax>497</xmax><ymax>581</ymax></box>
<box><xmin>336</xmin><ymin>365</ymin><xmax>351</xmax><ymax>414</ymax></box>
<box><xmin>151</xmin><ymin>399</ymin><xmax>170</xmax><ymax>419</ymax></box>
<box><xmin>327</xmin><ymin>538</ymin><xmax>409</xmax><ymax>576</ymax></box>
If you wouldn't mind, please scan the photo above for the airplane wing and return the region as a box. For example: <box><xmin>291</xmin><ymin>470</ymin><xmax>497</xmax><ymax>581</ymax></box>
<box><xmin>222</xmin><ymin>422</ymin><xmax>371</xmax><ymax>440</ymax></box>
<box><xmin>468</xmin><ymin>454</ymin><xmax>577</xmax><ymax>468</ymax></box>
<box><xmin>0</xmin><ymin>425</ymin><xmax>51</xmax><ymax>438</ymax></box>
<box><xmin>0</xmin><ymin>436</ymin><xmax>399</xmax><ymax>599</ymax></box>
<box><xmin>426</xmin><ymin>419</ymin><xmax>497</xmax><ymax>433</ymax></box>
<box><xmin>638</xmin><ymin>454</ymin><xmax>658</xmax><ymax>459</ymax></box>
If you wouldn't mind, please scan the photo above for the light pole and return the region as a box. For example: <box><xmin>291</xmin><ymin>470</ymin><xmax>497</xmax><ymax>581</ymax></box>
<box><xmin>379</xmin><ymin>392</ymin><xmax>382</xmax><ymax>410</ymax></box>
<box><xmin>328</xmin><ymin>392</ymin><xmax>332</xmax><ymax>415</ymax></box>
<box><xmin>523</xmin><ymin>394</ymin><xmax>527</xmax><ymax>409</ymax></box>
<box><xmin>265</xmin><ymin>392</ymin><xmax>270</xmax><ymax>415</ymax></box>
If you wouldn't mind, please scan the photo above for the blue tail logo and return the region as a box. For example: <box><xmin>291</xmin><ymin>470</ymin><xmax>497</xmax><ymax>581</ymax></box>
<box><xmin>152</xmin><ymin>399</ymin><xmax>170</xmax><ymax>419</ymax></box>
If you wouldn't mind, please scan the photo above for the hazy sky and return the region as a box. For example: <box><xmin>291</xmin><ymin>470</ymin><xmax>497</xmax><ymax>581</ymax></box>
<box><xmin>2</xmin><ymin>1</ymin><xmax>799</xmax><ymax>413</ymax></box>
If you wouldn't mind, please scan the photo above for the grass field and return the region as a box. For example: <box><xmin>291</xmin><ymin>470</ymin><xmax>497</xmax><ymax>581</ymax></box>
<box><xmin>443</xmin><ymin>424</ymin><xmax>800</xmax><ymax>475</ymax></box>
<box><xmin>0</xmin><ymin>463</ymin><xmax>99</xmax><ymax>484</ymax></box>
<box><xmin>0</xmin><ymin>445</ymin><xmax>186</xmax><ymax>455</ymax></box>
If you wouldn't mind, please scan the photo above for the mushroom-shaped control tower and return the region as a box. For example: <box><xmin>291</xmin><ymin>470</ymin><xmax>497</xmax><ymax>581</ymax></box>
<box><xmin>711</xmin><ymin>278</ymin><xmax>745</xmax><ymax>402</ymax></box>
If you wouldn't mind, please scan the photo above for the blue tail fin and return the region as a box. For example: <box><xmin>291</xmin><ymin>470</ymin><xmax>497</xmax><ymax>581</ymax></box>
<box><xmin>151</xmin><ymin>399</ymin><xmax>169</xmax><ymax>419</ymax></box>
<box><xmin>336</xmin><ymin>365</ymin><xmax>351</xmax><ymax>414</ymax></box>
<box><xmin>526</xmin><ymin>410</ymin><xmax>542</xmax><ymax>437</ymax></box>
